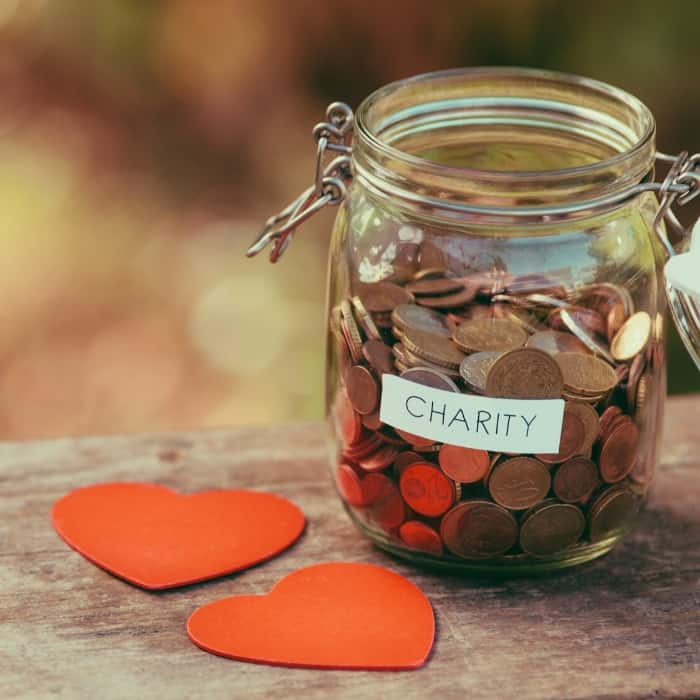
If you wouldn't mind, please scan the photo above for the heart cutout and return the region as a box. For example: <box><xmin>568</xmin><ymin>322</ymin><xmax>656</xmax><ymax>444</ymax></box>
<box><xmin>187</xmin><ymin>562</ymin><xmax>434</xmax><ymax>670</ymax></box>
<box><xmin>52</xmin><ymin>482</ymin><xmax>305</xmax><ymax>590</ymax></box>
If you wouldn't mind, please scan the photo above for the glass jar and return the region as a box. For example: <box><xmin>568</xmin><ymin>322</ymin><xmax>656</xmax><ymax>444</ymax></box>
<box><xmin>249</xmin><ymin>68</ymin><xmax>700</xmax><ymax>574</ymax></box>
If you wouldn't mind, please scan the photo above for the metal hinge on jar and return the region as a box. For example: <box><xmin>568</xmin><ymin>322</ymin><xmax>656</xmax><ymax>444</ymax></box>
<box><xmin>246</xmin><ymin>102</ymin><xmax>354</xmax><ymax>263</ymax></box>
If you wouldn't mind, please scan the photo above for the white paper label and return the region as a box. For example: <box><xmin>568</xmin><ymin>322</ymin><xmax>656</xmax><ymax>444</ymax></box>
<box><xmin>379</xmin><ymin>374</ymin><xmax>565</xmax><ymax>453</ymax></box>
<box><xmin>665</xmin><ymin>251</ymin><xmax>700</xmax><ymax>300</ymax></box>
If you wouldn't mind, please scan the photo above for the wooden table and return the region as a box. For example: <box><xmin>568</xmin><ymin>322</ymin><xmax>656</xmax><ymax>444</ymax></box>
<box><xmin>2</xmin><ymin>396</ymin><xmax>699</xmax><ymax>699</ymax></box>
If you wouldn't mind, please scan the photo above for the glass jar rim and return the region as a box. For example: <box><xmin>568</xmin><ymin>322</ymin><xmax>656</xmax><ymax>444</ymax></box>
<box><xmin>353</xmin><ymin>67</ymin><xmax>657</xmax><ymax>220</ymax></box>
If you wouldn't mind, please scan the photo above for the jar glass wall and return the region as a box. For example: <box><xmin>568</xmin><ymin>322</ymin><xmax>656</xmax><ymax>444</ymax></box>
<box><xmin>326</xmin><ymin>68</ymin><xmax>666</xmax><ymax>573</ymax></box>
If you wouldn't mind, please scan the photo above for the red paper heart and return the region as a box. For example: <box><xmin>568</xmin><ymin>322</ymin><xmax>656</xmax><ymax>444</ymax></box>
<box><xmin>187</xmin><ymin>562</ymin><xmax>434</xmax><ymax>670</ymax></box>
<box><xmin>51</xmin><ymin>482</ymin><xmax>305</xmax><ymax>590</ymax></box>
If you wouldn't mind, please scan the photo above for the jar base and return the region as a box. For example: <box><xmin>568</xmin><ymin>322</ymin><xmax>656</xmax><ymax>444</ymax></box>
<box><xmin>347</xmin><ymin>510</ymin><xmax>628</xmax><ymax>576</ymax></box>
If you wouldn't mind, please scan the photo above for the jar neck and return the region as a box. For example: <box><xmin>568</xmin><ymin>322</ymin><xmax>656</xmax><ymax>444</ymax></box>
<box><xmin>353</xmin><ymin>67</ymin><xmax>656</xmax><ymax>225</ymax></box>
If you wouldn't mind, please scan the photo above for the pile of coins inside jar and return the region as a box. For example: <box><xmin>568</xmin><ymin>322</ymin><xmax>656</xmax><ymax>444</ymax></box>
<box><xmin>330</xmin><ymin>242</ymin><xmax>661</xmax><ymax>562</ymax></box>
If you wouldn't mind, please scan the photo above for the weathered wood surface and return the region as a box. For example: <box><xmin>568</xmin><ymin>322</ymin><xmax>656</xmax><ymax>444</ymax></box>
<box><xmin>1</xmin><ymin>395</ymin><xmax>699</xmax><ymax>700</ymax></box>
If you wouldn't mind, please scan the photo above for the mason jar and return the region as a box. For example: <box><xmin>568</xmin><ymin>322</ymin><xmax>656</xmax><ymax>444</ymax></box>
<box><xmin>248</xmin><ymin>67</ymin><xmax>700</xmax><ymax>574</ymax></box>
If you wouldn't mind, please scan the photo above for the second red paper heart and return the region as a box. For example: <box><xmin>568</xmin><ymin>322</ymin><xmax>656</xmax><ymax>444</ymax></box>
<box><xmin>52</xmin><ymin>482</ymin><xmax>305</xmax><ymax>590</ymax></box>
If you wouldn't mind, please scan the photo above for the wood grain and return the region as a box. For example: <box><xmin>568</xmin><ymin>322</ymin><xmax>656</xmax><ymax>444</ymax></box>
<box><xmin>1</xmin><ymin>396</ymin><xmax>699</xmax><ymax>699</ymax></box>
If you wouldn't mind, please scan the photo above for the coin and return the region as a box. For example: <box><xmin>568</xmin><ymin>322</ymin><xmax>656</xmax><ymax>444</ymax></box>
<box><xmin>606</xmin><ymin>302</ymin><xmax>628</xmax><ymax>343</ymax></box>
<box><xmin>398</xmin><ymin>520</ymin><xmax>444</xmax><ymax>555</ymax></box>
<box><xmin>416</xmin><ymin>241</ymin><xmax>448</xmax><ymax>275</ymax></box>
<box><xmin>402</xmin><ymin>327</ymin><xmax>466</xmax><ymax>369</ymax></box>
<box><xmin>399</xmin><ymin>462</ymin><xmax>456</xmax><ymax>517</ymax></box>
<box><xmin>363</xmin><ymin>473</ymin><xmax>406</xmax><ymax>531</ymax></box>
<box><xmin>525</xmin><ymin>329</ymin><xmax>593</xmax><ymax>355</ymax></box>
<box><xmin>555</xmin><ymin>352</ymin><xmax>619</xmax><ymax>395</ymax></box>
<box><xmin>555</xmin><ymin>309</ymin><xmax>615</xmax><ymax>363</ymax></box>
<box><xmin>438</xmin><ymin>444</ymin><xmax>490</xmax><ymax>483</ymax></box>
<box><xmin>391</xmin><ymin>303</ymin><xmax>451</xmax><ymax>337</ymax></box>
<box><xmin>361</xmin><ymin>412</ymin><xmax>382</xmax><ymax>431</ymax></box>
<box><xmin>552</xmin><ymin>456</ymin><xmax>600</xmax><ymax>503</ymax></box>
<box><xmin>351</xmin><ymin>295</ymin><xmax>382</xmax><ymax>340</ymax></box>
<box><xmin>484</xmin><ymin>347</ymin><xmax>563</xmax><ymax>399</ymax></box>
<box><xmin>588</xmin><ymin>485</ymin><xmax>638</xmax><ymax>542</ymax></box>
<box><xmin>405</xmin><ymin>277</ymin><xmax>464</xmax><ymax>296</ymax></box>
<box><xmin>358</xmin><ymin>443</ymin><xmax>400</xmax><ymax>472</ymax></box>
<box><xmin>564</xmin><ymin>401</ymin><xmax>600</xmax><ymax>453</ymax></box>
<box><xmin>625</xmin><ymin>353</ymin><xmax>646</xmax><ymax>412</ymax></box>
<box><xmin>610</xmin><ymin>311</ymin><xmax>652</xmax><ymax>361</ymax></box>
<box><xmin>356</xmin><ymin>281</ymin><xmax>414</xmax><ymax>313</ymax></box>
<box><xmin>400</xmin><ymin>345</ymin><xmax>462</xmax><ymax>378</ymax></box>
<box><xmin>393</xmin><ymin>450</ymin><xmax>424</xmax><ymax>477</ymax></box>
<box><xmin>342</xmin><ymin>430</ymin><xmax>383</xmax><ymax>460</ymax></box>
<box><xmin>536</xmin><ymin>408</ymin><xmax>586</xmax><ymax>464</ymax></box>
<box><xmin>549</xmin><ymin>306</ymin><xmax>606</xmax><ymax>338</ymax></box>
<box><xmin>452</xmin><ymin>318</ymin><xmax>528</xmax><ymax>353</ymax></box>
<box><xmin>519</xmin><ymin>501</ymin><xmax>585</xmax><ymax>556</ymax></box>
<box><xmin>362</xmin><ymin>339</ymin><xmax>395</xmax><ymax>375</ymax></box>
<box><xmin>440</xmin><ymin>500</ymin><xmax>518</xmax><ymax>558</ymax></box>
<box><xmin>334</xmin><ymin>388</ymin><xmax>362</xmax><ymax>446</ymax></box>
<box><xmin>599</xmin><ymin>405</ymin><xmax>623</xmax><ymax>437</ymax></box>
<box><xmin>346</xmin><ymin>365</ymin><xmax>379</xmax><ymax>415</ymax></box>
<box><xmin>487</xmin><ymin>456</ymin><xmax>551</xmax><ymax>510</ymax></box>
<box><xmin>400</xmin><ymin>366</ymin><xmax>461</xmax><ymax>393</ymax></box>
<box><xmin>339</xmin><ymin>300</ymin><xmax>364</xmax><ymax>363</ymax></box>
<box><xmin>335</xmin><ymin>463</ymin><xmax>372</xmax><ymax>507</ymax></box>
<box><xmin>415</xmin><ymin>284</ymin><xmax>479</xmax><ymax>309</ymax></box>
<box><xmin>599</xmin><ymin>419</ymin><xmax>639</xmax><ymax>483</ymax></box>
<box><xmin>459</xmin><ymin>351</ymin><xmax>500</xmax><ymax>394</ymax></box>
<box><xmin>394</xmin><ymin>428</ymin><xmax>436</xmax><ymax>450</ymax></box>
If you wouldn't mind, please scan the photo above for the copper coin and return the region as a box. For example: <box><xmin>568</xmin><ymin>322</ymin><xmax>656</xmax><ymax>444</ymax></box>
<box><xmin>335</xmin><ymin>463</ymin><xmax>371</xmax><ymax>507</ymax></box>
<box><xmin>601</xmin><ymin>413</ymin><xmax>631</xmax><ymax>444</ymax></box>
<box><xmin>577</xmin><ymin>283</ymin><xmax>633</xmax><ymax>317</ymax></box>
<box><xmin>416</xmin><ymin>241</ymin><xmax>448</xmax><ymax>273</ymax></box>
<box><xmin>555</xmin><ymin>352</ymin><xmax>619</xmax><ymax>395</ymax></box>
<box><xmin>339</xmin><ymin>299</ymin><xmax>364</xmax><ymax>363</ymax></box>
<box><xmin>588</xmin><ymin>486</ymin><xmax>638</xmax><ymax>542</ymax></box>
<box><xmin>415</xmin><ymin>284</ymin><xmax>478</xmax><ymax>309</ymax></box>
<box><xmin>399</xmin><ymin>520</ymin><xmax>444</xmax><ymax>555</ymax></box>
<box><xmin>361</xmin><ymin>412</ymin><xmax>382</xmax><ymax>431</ymax></box>
<box><xmin>400</xmin><ymin>462</ymin><xmax>456</xmax><ymax>517</ymax></box>
<box><xmin>519</xmin><ymin>501</ymin><xmax>585</xmax><ymax>556</ymax></box>
<box><xmin>334</xmin><ymin>388</ymin><xmax>362</xmax><ymax>447</ymax></box>
<box><xmin>459</xmin><ymin>351</ymin><xmax>500</xmax><ymax>394</ymax></box>
<box><xmin>610</xmin><ymin>311</ymin><xmax>652</xmax><ymax>361</ymax></box>
<box><xmin>405</xmin><ymin>277</ymin><xmax>464</xmax><ymax>296</ymax></box>
<box><xmin>536</xmin><ymin>408</ymin><xmax>586</xmax><ymax>464</ymax></box>
<box><xmin>394</xmin><ymin>428</ymin><xmax>436</xmax><ymax>450</ymax></box>
<box><xmin>552</xmin><ymin>456</ymin><xmax>600</xmax><ymax>503</ymax></box>
<box><xmin>394</xmin><ymin>450</ymin><xmax>424</xmax><ymax>477</ymax></box>
<box><xmin>358</xmin><ymin>443</ymin><xmax>400</xmax><ymax>473</ymax></box>
<box><xmin>401</xmin><ymin>344</ymin><xmax>462</xmax><ymax>378</ymax></box>
<box><xmin>548</xmin><ymin>306</ymin><xmax>606</xmax><ymax>338</ymax></box>
<box><xmin>606</xmin><ymin>302</ymin><xmax>628</xmax><ymax>343</ymax></box>
<box><xmin>440</xmin><ymin>500</ymin><xmax>518</xmax><ymax>558</ymax></box>
<box><xmin>526</xmin><ymin>329</ymin><xmax>592</xmax><ymax>355</ymax></box>
<box><xmin>391</xmin><ymin>303</ymin><xmax>451</xmax><ymax>337</ymax></box>
<box><xmin>452</xmin><ymin>318</ymin><xmax>528</xmax><ymax>353</ymax></box>
<box><xmin>356</xmin><ymin>281</ymin><xmax>414</xmax><ymax>313</ymax></box>
<box><xmin>485</xmin><ymin>347</ymin><xmax>563</xmax><ymax>399</ymax></box>
<box><xmin>351</xmin><ymin>295</ymin><xmax>382</xmax><ymax>340</ymax></box>
<box><xmin>599</xmin><ymin>420</ymin><xmax>640</xmax><ymax>483</ymax></box>
<box><xmin>342</xmin><ymin>430</ymin><xmax>383</xmax><ymax>460</ymax></box>
<box><xmin>362</xmin><ymin>339</ymin><xmax>395</xmax><ymax>375</ymax></box>
<box><xmin>599</xmin><ymin>405</ymin><xmax>623</xmax><ymax>437</ymax></box>
<box><xmin>402</xmin><ymin>327</ymin><xmax>465</xmax><ymax>369</ymax></box>
<box><xmin>626</xmin><ymin>353</ymin><xmax>647</xmax><ymax>412</ymax></box>
<box><xmin>363</xmin><ymin>473</ymin><xmax>406</xmax><ymax>531</ymax></box>
<box><xmin>564</xmin><ymin>401</ymin><xmax>600</xmax><ymax>453</ymax></box>
<box><xmin>487</xmin><ymin>456</ymin><xmax>551</xmax><ymax>510</ymax></box>
<box><xmin>555</xmin><ymin>309</ymin><xmax>615</xmax><ymax>363</ymax></box>
<box><xmin>438</xmin><ymin>444</ymin><xmax>490</xmax><ymax>483</ymax></box>
<box><xmin>346</xmin><ymin>365</ymin><xmax>379</xmax><ymax>415</ymax></box>
<box><xmin>400</xmin><ymin>366</ymin><xmax>461</xmax><ymax>393</ymax></box>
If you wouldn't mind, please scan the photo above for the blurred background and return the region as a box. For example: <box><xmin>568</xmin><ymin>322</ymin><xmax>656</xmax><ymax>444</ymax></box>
<box><xmin>0</xmin><ymin>0</ymin><xmax>698</xmax><ymax>439</ymax></box>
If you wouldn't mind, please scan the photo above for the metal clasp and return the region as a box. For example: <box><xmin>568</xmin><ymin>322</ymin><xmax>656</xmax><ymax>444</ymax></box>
<box><xmin>246</xmin><ymin>102</ymin><xmax>354</xmax><ymax>263</ymax></box>
<box><xmin>652</xmin><ymin>151</ymin><xmax>700</xmax><ymax>257</ymax></box>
